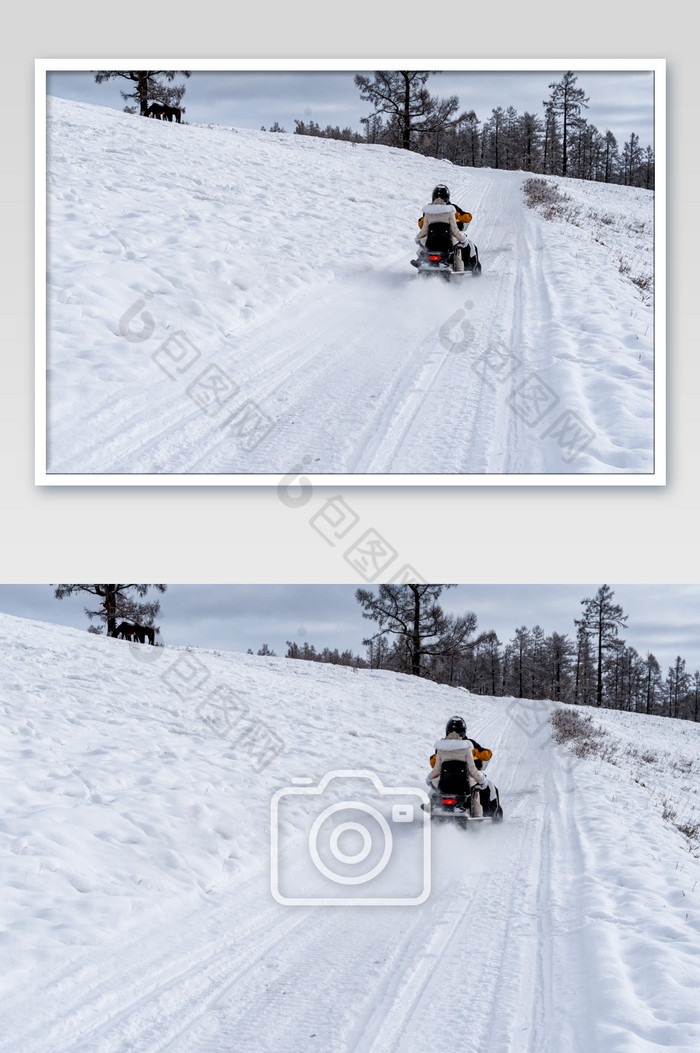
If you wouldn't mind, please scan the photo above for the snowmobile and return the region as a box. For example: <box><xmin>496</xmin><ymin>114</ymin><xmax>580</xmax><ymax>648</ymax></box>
<box><xmin>428</xmin><ymin>746</ymin><xmax>503</xmax><ymax>828</ymax></box>
<box><xmin>411</xmin><ymin>222</ymin><xmax>482</xmax><ymax>281</ymax></box>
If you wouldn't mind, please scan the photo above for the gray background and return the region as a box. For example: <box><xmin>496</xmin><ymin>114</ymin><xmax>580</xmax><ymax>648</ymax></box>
<box><xmin>1</xmin><ymin>3</ymin><xmax>692</xmax><ymax>587</ymax></box>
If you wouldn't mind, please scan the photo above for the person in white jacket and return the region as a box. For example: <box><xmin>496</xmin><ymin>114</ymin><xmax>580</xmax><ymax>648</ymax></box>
<box><xmin>415</xmin><ymin>185</ymin><xmax>471</xmax><ymax>271</ymax></box>
<box><xmin>427</xmin><ymin>715</ymin><xmax>489</xmax><ymax>817</ymax></box>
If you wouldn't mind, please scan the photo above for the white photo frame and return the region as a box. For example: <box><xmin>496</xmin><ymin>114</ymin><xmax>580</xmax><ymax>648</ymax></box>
<box><xmin>36</xmin><ymin>58</ymin><xmax>665</xmax><ymax>485</ymax></box>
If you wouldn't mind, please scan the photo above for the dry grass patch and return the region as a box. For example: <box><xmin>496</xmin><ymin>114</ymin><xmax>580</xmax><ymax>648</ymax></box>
<box><xmin>551</xmin><ymin>707</ymin><xmax>607</xmax><ymax>758</ymax></box>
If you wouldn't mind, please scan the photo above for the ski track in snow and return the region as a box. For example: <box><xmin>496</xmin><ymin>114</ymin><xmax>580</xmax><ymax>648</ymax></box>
<box><xmin>45</xmin><ymin>98</ymin><xmax>655</xmax><ymax>476</ymax></box>
<box><xmin>1</xmin><ymin>614</ymin><xmax>699</xmax><ymax>1052</ymax></box>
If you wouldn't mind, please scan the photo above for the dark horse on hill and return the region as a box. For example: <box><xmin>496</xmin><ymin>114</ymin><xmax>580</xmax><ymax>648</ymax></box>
<box><xmin>145</xmin><ymin>102</ymin><xmax>181</xmax><ymax>123</ymax></box>
<box><xmin>112</xmin><ymin>621</ymin><xmax>138</xmax><ymax>640</ymax></box>
<box><xmin>112</xmin><ymin>622</ymin><xmax>157</xmax><ymax>644</ymax></box>
<box><xmin>138</xmin><ymin>625</ymin><xmax>156</xmax><ymax>644</ymax></box>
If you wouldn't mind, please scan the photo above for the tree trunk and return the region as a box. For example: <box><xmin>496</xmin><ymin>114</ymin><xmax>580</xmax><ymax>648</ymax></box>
<box><xmin>402</xmin><ymin>75</ymin><xmax>411</xmax><ymax>150</ymax></box>
<box><xmin>137</xmin><ymin>74</ymin><xmax>149</xmax><ymax>116</ymax></box>
<box><xmin>597</xmin><ymin>621</ymin><xmax>603</xmax><ymax>706</ymax></box>
<box><xmin>411</xmin><ymin>587</ymin><xmax>421</xmax><ymax>675</ymax></box>
<box><xmin>103</xmin><ymin>585</ymin><xmax>117</xmax><ymax>636</ymax></box>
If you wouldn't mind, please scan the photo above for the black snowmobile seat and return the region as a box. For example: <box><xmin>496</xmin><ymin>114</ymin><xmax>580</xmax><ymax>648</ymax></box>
<box><xmin>437</xmin><ymin>759</ymin><xmax>470</xmax><ymax>795</ymax></box>
<box><xmin>425</xmin><ymin>222</ymin><xmax>453</xmax><ymax>253</ymax></box>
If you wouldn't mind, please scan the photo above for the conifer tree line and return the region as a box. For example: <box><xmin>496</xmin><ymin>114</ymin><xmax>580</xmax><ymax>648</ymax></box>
<box><xmin>282</xmin><ymin>585</ymin><xmax>698</xmax><ymax>722</ymax></box>
<box><xmin>246</xmin><ymin>640</ymin><xmax>366</xmax><ymax>667</ymax></box>
<box><xmin>287</xmin><ymin>71</ymin><xmax>653</xmax><ymax>189</ymax></box>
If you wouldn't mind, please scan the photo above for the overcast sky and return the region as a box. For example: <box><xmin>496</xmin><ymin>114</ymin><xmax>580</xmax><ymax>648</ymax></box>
<box><xmin>46</xmin><ymin>69</ymin><xmax>655</xmax><ymax>149</ymax></box>
<box><xmin>0</xmin><ymin>584</ymin><xmax>696</xmax><ymax>674</ymax></box>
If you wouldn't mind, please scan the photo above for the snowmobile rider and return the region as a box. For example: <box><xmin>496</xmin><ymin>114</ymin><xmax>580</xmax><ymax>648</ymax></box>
<box><xmin>414</xmin><ymin>185</ymin><xmax>474</xmax><ymax>271</ymax></box>
<box><xmin>427</xmin><ymin>715</ymin><xmax>489</xmax><ymax>817</ymax></box>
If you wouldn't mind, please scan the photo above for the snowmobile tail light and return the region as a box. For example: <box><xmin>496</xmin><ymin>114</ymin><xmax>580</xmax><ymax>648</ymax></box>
<box><xmin>442</xmin><ymin>797</ymin><xmax>456</xmax><ymax>805</ymax></box>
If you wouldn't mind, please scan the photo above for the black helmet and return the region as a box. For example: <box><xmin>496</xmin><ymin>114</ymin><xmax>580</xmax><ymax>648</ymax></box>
<box><xmin>445</xmin><ymin>715</ymin><xmax>467</xmax><ymax>738</ymax></box>
<box><xmin>432</xmin><ymin>184</ymin><xmax>450</xmax><ymax>202</ymax></box>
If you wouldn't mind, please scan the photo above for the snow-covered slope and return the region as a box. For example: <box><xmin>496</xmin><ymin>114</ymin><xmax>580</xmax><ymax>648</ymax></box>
<box><xmin>1</xmin><ymin>612</ymin><xmax>697</xmax><ymax>1052</ymax></box>
<box><xmin>44</xmin><ymin>98</ymin><xmax>655</xmax><ymax>477</ymax></box>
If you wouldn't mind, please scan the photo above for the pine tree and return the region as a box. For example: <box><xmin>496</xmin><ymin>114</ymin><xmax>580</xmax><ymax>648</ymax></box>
<box><xmin>501</xmin><ymin>106</ymin><xmax>519</xmax><ymax>169</ymax></box>
<box><xmin>484</xmin><ymin>107</ymin><xmax>506</xmax><ymax>169</ymax></box>
<box><xmin>528</xmin><ymin>624</ymin><xmax>548</xmax><ymax>698</ymax></box>
<box><xmin>356</xmin><ymin>584</ymin><xmax>475</xmax><ymax>678</ymax></box>
<box><xmin>542</xmin><ymin>100</ymin><xmax>559</xmax><ymax>175</ymax></box>
<box><xmin>546</xmin><ymin>632</ymin><xmax>575</xmax><ymax>701</ymax></box>
<box><xmin>621</xmin><ymin>132</ymin><xmax>641</xmax><ymax>186</ymax></box>
<box><xmin>691</xmin><ymin>672</ymin><xmax>700</xmax><ymax>722</ymax></box>
<box><xmin>354</xmin><ymin>71</ymin><xmax>462</xmax><ymax>152</ymax></box>
<box><xmin>602</xmin><ymin>130</ymin><xmax>618</xmax><ymax>183</ymax></box>
<box><xmin>459</xmin><ymin>110</ymin><xmax>481</xmax><ymax>167</ymax></box>
<box><xmin>470</xmin><ymin>630</ymin><xmax>502</xmax><ymax>695</ymax></box>
<box><xmin>545</xmin><ymin>71</ymin><xmax>589</xmax><ymax>177</ymax></box>
<box><xmin>642</xmin><ymin>653</ymin><xmax>662</xmax><ymax>714</ymax></box>
<box><xmin>53</xmin><ymin>584</ymin><xmax>166</xmax><ymax>636</ymax></box>
<box><xmin>666</xmin><ymin>656</ymin><xmax>690</xmax><ymax>718</ymax></box>
<box><xmin>95</xmin><ymin>71</ymin><xmax>190</xmax><ymax>116</ymax></box>
<box><xmin>576</xmin><ymin>585</ymin><xmax>628</xmax><ymax>707</ymax></box>
<box><xmin>507</xmin><ymin>626</ymin><xmax>532</xmax><ymax>698</ymax></box>
<box><xmin>643</xmin><ymin>145</ymin><xmax>655</xmax><ymax>189</ymax></box>
<box><xmin>517</xmin><ymin>111</ymin><xmax>543</xmax><ymax>172</ymax></box>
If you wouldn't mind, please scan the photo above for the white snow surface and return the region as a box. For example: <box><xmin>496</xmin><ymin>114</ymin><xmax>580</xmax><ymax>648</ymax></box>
<box><xmin>45</xmin><ymin>98</ymin><xmax>655</xmax><ymax>477</ymax></box>
<box><xmin>1</xmin><ymin>611</ymin><xmax>698</xmax><ymax>1052</ymax></box>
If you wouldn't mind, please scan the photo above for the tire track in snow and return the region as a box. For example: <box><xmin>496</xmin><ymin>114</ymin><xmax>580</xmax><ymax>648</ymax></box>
<box><xmin>159</xmin><ymin>708</ymin><xmax>533</xmax><ymax>1053</ymax></box>
<box><xmin>49</xmin><ymin>283</ymin><xmax>350</xmax><ymax>474</ymax></box>
<box><xmin>342</xmin><ymin>708</ymin><xmax>537</xmax><ymax>1053</ymax></box>
<box><xmin>350</xmin><ymin>175</ymin><xmax>504</xmax><ymax>473</ymax></box>
<box><xmin>5</xmin><ymin>867</ymin><xmax>304</xmax><ymax>1053</ymax></box>
<box><xmin>486</xmin><ymin>719</ymin><xmax>599</xmax><ymax>1053</ymax></box>
<box><xmin>345</xmin><ymin>876</ymin><xmax>488</xmax><ymax>1053</ymax></box>
<box><xmin>358</xmin><ymin>173</ymin><xmax>540</xmax><ymax>474</ymax></box>
<box><xmin>56</xmin><ymin>909</ymin><xmax>310</xmax><ymax>1053</ymax></box>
